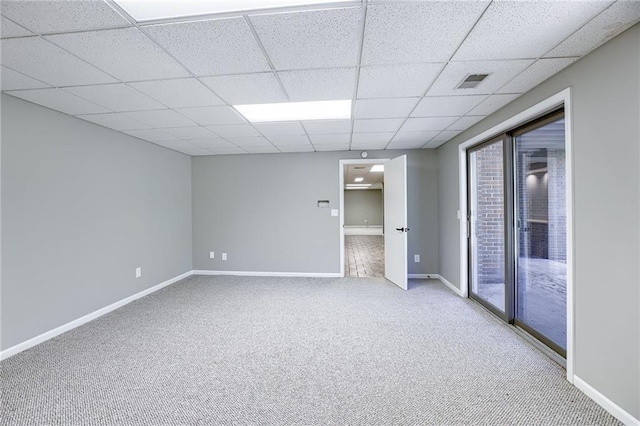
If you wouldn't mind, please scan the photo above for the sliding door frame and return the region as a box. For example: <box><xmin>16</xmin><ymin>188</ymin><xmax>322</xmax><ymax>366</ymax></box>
<box><xmin>457</xmin><ymin>88</ymin><xmax>574</xmax><ymax>382</ymax></box>
<box><xmin>511</xmin><ymin>109</ymin><xmax>567</xmax><ymax>358</ymax></box>
<box><xmin>466</xmin><ymin>135</ymin><xmax>514</xmax><ymax>322</ymax></box>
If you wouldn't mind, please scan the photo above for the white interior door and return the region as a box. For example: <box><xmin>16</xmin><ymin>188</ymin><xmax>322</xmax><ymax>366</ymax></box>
<box><xmin>384</xmin><ymin>155</ymin><xmax>408</xmax><ymax>290</ymax></box>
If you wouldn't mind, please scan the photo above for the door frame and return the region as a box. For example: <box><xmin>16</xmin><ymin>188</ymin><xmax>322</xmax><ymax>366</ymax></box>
<box><xmin>338</xmin><ymin>158</ymin><xmax>389</xmax><ymax>277</ymax></box>
<box><xmin>466</xmin><ymin>135</ymin><xmax>513</xmax><ymax>323</ymax></box>
<box><xmin>457</xmin><ymin>88</ymin><xmax>575</xmax><ymax>382</ymax></box>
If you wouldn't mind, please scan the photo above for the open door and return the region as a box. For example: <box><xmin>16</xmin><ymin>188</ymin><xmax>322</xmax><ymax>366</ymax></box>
<box><xmin>384</xmin><ymin>155</ymin><xmax>408</xmax><ymax>290</ymax></box>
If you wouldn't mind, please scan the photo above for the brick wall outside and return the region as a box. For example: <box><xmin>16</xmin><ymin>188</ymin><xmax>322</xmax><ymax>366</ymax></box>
<box><xmin>472</xmin><ymin>142</ymin><xmax>505</xmax><ymax>284</ymax></box>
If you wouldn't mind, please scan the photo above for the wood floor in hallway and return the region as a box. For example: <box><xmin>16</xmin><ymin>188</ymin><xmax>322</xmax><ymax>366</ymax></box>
<box><xmin>345</xmin><ymin>235</ymin><xmax>384</xmax><ymax>278</ymax></box>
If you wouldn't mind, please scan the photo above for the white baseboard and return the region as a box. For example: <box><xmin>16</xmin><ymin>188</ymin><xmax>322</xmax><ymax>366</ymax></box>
<box><xmin>573</xmin><ymin>376</ymin><xmax>639</xmax><ymax>425</ymax></box>
<box><xmin>437</xmin><ymin>274</ymin><xmax>464</xmax><ymax>297</ymax></box>
<box><xmin>0</xmin><ymin>270</ymin><xmax>194</xmax><ymax>361</ymax></box>
<box><xmin>344</xmin><ymin>226</ymin><xmax>384</xmax><ymax>236</ymax></box>
<box><xmin>193</xmin><ymin>270</ymin><xmax>342</xmax><ymax>278</ymax></box>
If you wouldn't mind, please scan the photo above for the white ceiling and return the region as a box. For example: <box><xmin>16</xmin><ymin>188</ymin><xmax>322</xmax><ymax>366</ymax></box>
<box><xmin>344</xmin><ymin>162</ymin><xmax>384</xmax><ymax>188</ymax></box>
<box><xmin>1</xmin><ymin>0</ymin><xmax>639</xmax><ymax>157</ymax></box>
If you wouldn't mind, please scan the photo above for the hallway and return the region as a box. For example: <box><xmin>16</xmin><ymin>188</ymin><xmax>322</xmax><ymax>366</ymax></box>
<box><xmin>345</xmin><ymin>235</ymin><xmax>384</xmax><ymax>278</ymax></box>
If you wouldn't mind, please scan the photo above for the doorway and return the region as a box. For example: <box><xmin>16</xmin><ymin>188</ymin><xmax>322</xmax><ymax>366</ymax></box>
<box><xmin>467</xmin><ymin>109</ymin><xmax>568</xmax><ymax>358</ymax></box>
<box><xmin>339</xmin><ymin>156</ymin><xmax>409</xmax><ymax>290</ymax></box>
<box><xmin>342</xmin><ymin>162</ymin><xmax>385</xmax><ymax>278</ymax></box>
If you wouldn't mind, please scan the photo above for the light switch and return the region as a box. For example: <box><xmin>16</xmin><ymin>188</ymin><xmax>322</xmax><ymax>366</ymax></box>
<box><xmin>331</xmin><ymin>209</ymin><xmax>339</xmax><ymax>217</ymax></box>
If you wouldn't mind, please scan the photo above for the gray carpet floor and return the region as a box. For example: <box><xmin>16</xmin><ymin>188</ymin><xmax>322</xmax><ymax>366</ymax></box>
<box><xmin>0</xmin><ymin>276</ymin><xmax>619</xmax><ymax>425</ymax></box>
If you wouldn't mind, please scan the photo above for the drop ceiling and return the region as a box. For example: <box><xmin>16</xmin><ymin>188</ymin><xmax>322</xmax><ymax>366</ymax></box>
<box><xmin>1</xmin><ymin>0</ymin><xmax>638</xmax><ymax>157</ymax></box>
<box><xmin>344</xmin><ymin>163</ymin><xmax>384</xmax><ymax>189</ymax></box>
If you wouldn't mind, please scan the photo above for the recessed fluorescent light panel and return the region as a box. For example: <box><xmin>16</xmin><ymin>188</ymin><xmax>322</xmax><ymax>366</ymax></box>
<box><xmin>346</xmin><ymin>184</ymin><xmax>371</xmax><ymax>189</ymax></box>
<box><xmin>370</xmin><ymin>165</ymin><xmax>384</xmax><ymax>172</ymax></box>
<box><xmin>114</xmin><ymin>0</ymin><xmax>354</xmax><ymax>22</ymax></box>
<box><xmin>235</xmin><ymin>100</ymin><xmax>351</xmax><ymax>123</ymax></box>
<box><xmin>354</xmin><ymin>177</ymin><xmax>364</xmax><ymax>182</ymax></box>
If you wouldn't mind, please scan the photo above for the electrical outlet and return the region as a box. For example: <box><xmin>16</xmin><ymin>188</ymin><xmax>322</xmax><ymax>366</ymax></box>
<box><xmin>135</xmin><ymin>267</ymin><xmax>142</xmax><ymax>278</ymax></box>
<box><xmin>414</xmin><ymin>255</ymin><xmax>420</xmax><ymax>263</ymax></box>
<box><xmin>222</xmin><ymin>253</ymin><xmax>227</xmax><ymax>261</ymax></box>
<box><xmin>209</xmin><ymin>251</ymin><xmax>215</xmax><ymax>259</ymax></box>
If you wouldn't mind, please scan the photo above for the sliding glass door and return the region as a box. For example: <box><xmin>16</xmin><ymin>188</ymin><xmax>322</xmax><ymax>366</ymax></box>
<box><xmin>468</xmin><ymin>137</ymin><xmax>507</xmax><ymax>316</ymax></box>
<box><xmin>467</xmin><ymin>110</ymin><xmax>566</xmax><ymax>356</ymax></box>
<box><xmin>514</xmin><ymin>114</ymin><xmax>567</xmax><ymax>355</ymax></box>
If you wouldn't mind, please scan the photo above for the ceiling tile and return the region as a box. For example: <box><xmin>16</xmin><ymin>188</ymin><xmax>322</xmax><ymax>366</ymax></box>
<box><xmin>6</xmin><ymin>88</ymin><xmax>109</xmax><ymax>115</ymax></box>
<box><xmin>427</xmin><ymin>60</ymin><xmax>533</xmax><ymax>96</ymax></box>
<box><xmin>267</xmin><ymin>135</ymin><xmax>310</xmax><ymax>146</ymax></box>
<box><xmin>189</xmin><ymin>139</ymin><xmax>235</xmax><ymax>150</ymax></box>
<box><xmin>302</xmin><ymin>119</ymin><xmax>352</xmax><ymax>134</ymax></box>
<box><xmin>278</xmin><ymin>67</ymin><xmax>355</xmax><ymax>101</ymax></box>
<box><xmin>209</xmin><ymin>146</ymin><xmax>247</xmax><ymax>155</ymax></box>
<box><xmin>1</xmin><ymin>17</ymin><xmax>32</xmax><ymax>38</ymax></box>
<box><xmin>362</xmin><ymin>2</ymin><xmax>489</xmax><ymax>65</ymax></box>
<box><xmin>453</xmin><ymin>1</ymin><xmax>611</xmax><ymax>61</ymax></box>
<box><xmin>400</xmin><ymin>117</ymin><xmax>458</xmax><ymax>132</ymax></box>
<box><xmin>1</xmin><ymin>66</ymin><xmax>50</xmax><ymax>90</ymax></box>
<box><xmin>1</xmin><ymin>0</ymin><xmax>130</xmax><ymax>34</ymax></box>
<box><xmin>314</xmin><ymin>143</ymin><xmax>350</xmax><ymax>151</ymax></box>
<box><xmin>249</xmin><ymin>7</ymin><xmax>361</xmax><ymax>70</ymax></box>
<box><xmin>243</xmin><ymin>146</ymin><xmax>280</xmax><ymax>154</ymax></box>
<box><xmin>498</xmin><ymin>58</ymin><xmax>578</xmax><ymax>94</ymax></box>
<box><xmin>143</xmin><ymin>17</ymin><xmax>270</xmax><ymax>76</ymax></box>
<box><xmin>227</xmin><ymin>136</ymin><xmax>273</xmax><ymax>149</ymax></box>
<box><xmin>200</xmin><ymin>73</ymin><xmax>287</xmax><ymax>104</ymax></box>
<box><xmin>124</xmin><ymin>109</ymin><xmax>197</xmax><ymax>128</ymax></box>
<box><xmin>309</xmin><ymin>134</ymin><xmax>351</xmax><ymax>145</ymax></box>
<box><xmin>277</xmin><ymin>144</ymin><xmax>315</xmax><ymax>153</ymax></box>
<box><xmin>253</xmin><ymin>122</ymin><xmax>306</xmax><ymax>136</ymax></box>
<box><xmin>123</xmin><ymin>129</ymin><xmax>180</xmax><ymax>143</ymax></box>
<box><xmin>65</xmin><ymin>84</ymin><xmax>165</xmax><ymax>112</ymax></box>
<box><xmin>208</xmin><ymin>124</ymin><xmax>260</xmax><ymax>138</ymax></box>
<box><xmin>386</xmin><ymin>140</ymin><xmax>427</xmax><ymax>150</ymax></box>
<box><xmin>468</xmin><ymin>94</ymin><xmax>520</xmax><ymax>116</ymax></box>
<box><xmin>163</xmin><ymin>126</ymin><xmax>218</xmax><ymax>140</ymax></box>
<box><xmin>425</xmin><ymin>130</ymin><xmax>463</xmax><ymax>148</ymax></box>
<box><xmin>353</xmin><ymin>119</ymin><xmax>404</xmax><ymax>133</ymax></box>
<box><xmin>355</xmin><ymin>98</ymin><xmax>419</xmax><ymax>119</ymax></box>
<box><xmin>76</xmin><ymin>113</ymin><xmax>150</xmax><ymax>131</ymax></box>
<box><xmin>391</xmin><ymin>131</ymin><xmax>439</xmax><ymax>144</ymax></box>
<box><xmin>227</xmin><ymin>136</ymin><xmax>273</xmax><ymax>147</ymax></box>
<box><xmin>358</xmin><ymin>63</ymin><xmax>443</xmax><ymax>98</ymax></box>
<box><xmin>547</xmin><ymin>1</ymin><xmax>640</xmax><ymax>58</ymax></box>
<box><xmin>176</xmin><ymin>106</ymin><xmax>246</xmax><ymax>126</ymax></box>
<box><xmin>447</xmin><ymin>116</ymin><xmax>485</xmax><ymax>132</ymax></box>
<box><xmin>0</xmin><ymin>37</ymin><xmax>116</xmax><ymax>86</ymax></box>
<box><xmin>351</xmin><ymin>133</ymin><xmax>394</xmax><ymax>144</ymax></box>
<box><xmin>46</xmin><ymin>28</ymin><xmax>190</xmax><ymax>82</ymax></box>
<box><xmin>130</xmin><ymin>78</ymin><xmax>224</xmax><ymax>108</ymax></box>
<box><xmin>411</xmin><ymin>95</ymin><xmax>487</xmax><ymax>118</ymax></box>
<box><xmin>351</xmin><ymin>140</ymin><xmax>389</xmax><ymax>150</ymax></box>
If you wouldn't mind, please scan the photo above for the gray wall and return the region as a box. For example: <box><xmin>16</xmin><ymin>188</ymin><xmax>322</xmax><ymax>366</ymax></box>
<box><xmin>437</xmin><ymin>24</ymin><xmax>639</xmax><ymax>419</ymax></box>
<box><xmin>344</xmin><ymin>189</ymin><xmax>383</xmax><ymax>226</ymax></box>
<box><xmin>1</xmin><ymin>94</ymin><xmax>193</xmax><ymax>351</ymax></box>
<box><xmin>192</xmin><ymin>149</ymin><xmax>438</xmax><ymax>274</ymax></box>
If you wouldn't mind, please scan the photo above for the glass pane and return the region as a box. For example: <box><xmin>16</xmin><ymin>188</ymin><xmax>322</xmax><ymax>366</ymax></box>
<box><xmin>515</xmin><ymin>118</ymin><xmax>566</xmax><ymax>351</ymax></box>
<box><xmin>469</xmin><ymin>140</ymin><xmax>505</xmax><ymax>312</ymax></box>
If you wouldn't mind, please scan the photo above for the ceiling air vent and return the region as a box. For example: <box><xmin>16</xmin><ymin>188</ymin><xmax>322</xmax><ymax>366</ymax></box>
<box><xmin>456</xmin><ymin>73</ymin><xmax>490</xmax><ymax>89</ymax></box>
<box><xmin>354</xmin><ymin>166</ymin><xmax>366</xmax><ymax>170</ymax></box>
